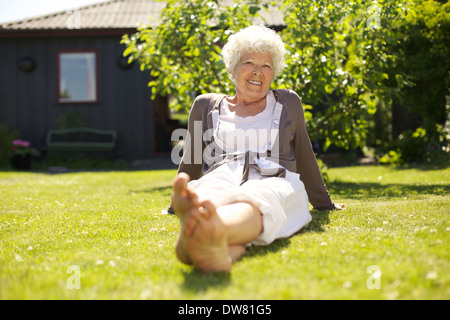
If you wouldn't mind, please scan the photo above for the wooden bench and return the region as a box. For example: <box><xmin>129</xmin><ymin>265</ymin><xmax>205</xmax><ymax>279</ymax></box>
<box><xmin>44</xmin><ymin>128</ymin><xmax>117</xmax><ymax>153</ymax></box>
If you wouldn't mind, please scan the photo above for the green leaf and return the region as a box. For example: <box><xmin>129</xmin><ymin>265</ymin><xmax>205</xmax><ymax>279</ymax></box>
<box><xmin>325</xmin><ymin>84</ymin><xmax>334</xmax><ymax>94</ymax></box>
<box><xmin>249</xmin><ymin>6</ymin><xmax>260</xmax><ymax>15</ymax></box>
<box><xmin>395</xmin><ymin>74</ymin><xmax>404</xmax><ymax>85</ymax></box>
<box><xmin>123</xmin><ymin>47</ymin><xmax>133</xmax><ymax>57</ymax></box>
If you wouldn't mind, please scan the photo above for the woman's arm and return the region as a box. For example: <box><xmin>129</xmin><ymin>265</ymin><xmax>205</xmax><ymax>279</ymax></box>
<box><xmin>176</xmin><ymin>97</ymin><xmax>205</xmax><ymax>181</ymax></box>
<box><xmin>288</xmin><ymin>91</ymin><xmax>336</xmax><ymax>210</ymax></box>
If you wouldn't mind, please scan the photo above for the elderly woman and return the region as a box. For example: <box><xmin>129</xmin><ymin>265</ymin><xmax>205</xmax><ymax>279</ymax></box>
<box><xmin>171</xmin><ymin>25</ymin><xmax>343</xmax><ymax>272</ymax></box>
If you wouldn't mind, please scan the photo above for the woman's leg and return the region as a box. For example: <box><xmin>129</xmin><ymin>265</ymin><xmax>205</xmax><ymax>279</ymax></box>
<box><xmin>172</xmin><ymin>173</ymin><xmax>262</xmax><ymax>272</ymax></box>
<box><xmin>216</xmin><ymin>201</ymin><xmax>263</xmax><ymax>245</ymax></box>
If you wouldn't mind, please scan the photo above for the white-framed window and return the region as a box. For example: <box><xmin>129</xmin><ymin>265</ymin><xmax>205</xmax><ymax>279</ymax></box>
<box><xmin>57</xmin><ymin>50</ymin><xmax>98</xmax><ymax>103</ymax></box>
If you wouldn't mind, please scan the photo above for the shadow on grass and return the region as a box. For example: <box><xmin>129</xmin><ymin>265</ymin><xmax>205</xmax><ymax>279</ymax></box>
<box><xmin>389</xmin><ymin>164</ymin><xmax>450</xmax><ymax>171</ymax></box>
<box><xmin>244</xmin><ymin>237</ymin><xmax>292</xmax><ymax>258</ymax></box>
<box><xmin>130</xmin><ymin>185</ymin><xmax>172</xmax><ymax>195</ymax></box>
<box><xmin>328</xmin><ymin>181</ymin><xmax>450</xmax><ymax>200</ymax></box>
<box><xmin>181</xmin><ymin>269</ymin><xmax>231</xmax><ymax>293</ymax></box>
<box><xmin>302</xmin><ymin>209</ymin><xmax>333</xmax><ymax>234</ymax></box>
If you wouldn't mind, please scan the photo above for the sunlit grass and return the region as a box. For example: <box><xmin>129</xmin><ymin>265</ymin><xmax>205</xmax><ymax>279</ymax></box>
<box><xmin>0</xmin><ymin>166</ymin><xmax>449</xmax><ymax>299</ymax></box>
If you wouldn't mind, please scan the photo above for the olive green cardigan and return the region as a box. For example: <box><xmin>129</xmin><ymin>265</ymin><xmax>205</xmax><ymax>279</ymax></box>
<box><xmin>174</xmin><ymin>89</ymin><xmax>335</xmax><ymax>211</ymax></box>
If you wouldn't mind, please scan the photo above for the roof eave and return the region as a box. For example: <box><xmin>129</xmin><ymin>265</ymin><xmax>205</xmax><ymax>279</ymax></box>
<box><xmin>0</xmin><ymin>27</ymin><xmax>138</xmax><ymax>38</ymax></box>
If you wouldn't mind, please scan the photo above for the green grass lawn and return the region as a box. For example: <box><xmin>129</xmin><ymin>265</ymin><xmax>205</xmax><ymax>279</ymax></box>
<box><xmin>0</xmin><ymin>165</ymin><xmax>448</xmax><ymax>299</ymax></box>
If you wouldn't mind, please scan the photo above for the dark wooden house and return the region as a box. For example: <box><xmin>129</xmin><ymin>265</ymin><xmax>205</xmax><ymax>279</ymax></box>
<box><xmin>0</xmin><ymin>0</ymin><xmax>172</xmax><ymax>161</ymax></box>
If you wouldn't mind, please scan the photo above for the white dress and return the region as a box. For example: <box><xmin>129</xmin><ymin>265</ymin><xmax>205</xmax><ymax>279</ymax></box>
<box><xmin>188</xmin><ymin>91</ymin><xmax>312</xmax><ymax>246</ymax></box>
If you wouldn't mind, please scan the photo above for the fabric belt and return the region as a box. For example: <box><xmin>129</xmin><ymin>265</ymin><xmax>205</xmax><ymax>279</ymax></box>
<box><xmin>240</xmin><ymin>150</ymin><xmax>286</xmax><ymax>185</ymax></box>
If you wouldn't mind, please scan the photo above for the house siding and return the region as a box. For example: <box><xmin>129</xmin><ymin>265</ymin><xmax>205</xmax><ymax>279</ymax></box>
<box><xmin>0</xmin><ymin>33</ymin><xmax>155</xmax><ymax>160</ymax></box>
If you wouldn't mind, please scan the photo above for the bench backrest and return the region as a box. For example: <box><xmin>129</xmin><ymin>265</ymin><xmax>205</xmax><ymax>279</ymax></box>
<box><xmin>46</xmin><ymin>128</ymin><xmax>117</xmax><ymax>150</ymax></box>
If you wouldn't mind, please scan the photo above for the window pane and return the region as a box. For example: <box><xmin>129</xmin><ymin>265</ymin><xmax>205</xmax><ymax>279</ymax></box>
<box><xmin>59</xmin><ymin>52</ymin><xmax>97</xmax><ymax>102</ymax></box>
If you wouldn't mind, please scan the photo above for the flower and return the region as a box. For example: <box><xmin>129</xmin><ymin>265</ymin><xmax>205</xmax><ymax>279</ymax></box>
<box><xmin>13</xmin><ymin>139</ymin><xmax>30</xmax><ymax>148</ymax></box>
<box><xmin>11</xmin><ymin>139</ymin><xmax>39</xmax><ymax>157</ymax></box>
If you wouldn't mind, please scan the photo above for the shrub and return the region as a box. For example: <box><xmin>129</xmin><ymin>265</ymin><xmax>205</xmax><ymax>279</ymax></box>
<box><xmin>380</xmin><ymin>125</ymin><xmax>449</xmax><ymax>166</ymax></box>
<box><xmin>0</xmin><ymin>125</ymin><xmax>19</xmax><ymax>166</ymax></box>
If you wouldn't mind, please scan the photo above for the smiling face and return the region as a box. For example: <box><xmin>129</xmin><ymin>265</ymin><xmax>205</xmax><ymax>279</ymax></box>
<box><xmin>232</xmin><ymin>51</ymin><xmax>274</xmax><ymax>103</ymax></box>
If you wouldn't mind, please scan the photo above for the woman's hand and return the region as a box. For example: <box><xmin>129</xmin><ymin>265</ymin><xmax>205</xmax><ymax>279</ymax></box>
<box><xmin>334</xmin><ymin>203</ymin><xmax>345</xmax><ymax>210</ymax></box>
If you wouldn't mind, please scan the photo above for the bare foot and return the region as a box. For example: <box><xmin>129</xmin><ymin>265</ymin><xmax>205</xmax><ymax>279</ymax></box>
<box><xmin>172</xmin><ymin>173</ymin><xmax>198</xmax><ymax>223</ymax></box>
<box><xmin>172</xmin><ymin>173</ymin><xmax>243</xmax><ymax>272</ymax></box>
<box><xmin>172</xmin><ymin>173</ymin><xmax>198</xmax><ymax>265</ymax></box>
<box><xmin>228</xmin><ymin>245</ymin><xmax>246</xmax><ymax>262</ymax></box>
<box><xmin>184</xmin><ymin>200</ymin><xmax>232</xmax><ymax>272</ymax></box>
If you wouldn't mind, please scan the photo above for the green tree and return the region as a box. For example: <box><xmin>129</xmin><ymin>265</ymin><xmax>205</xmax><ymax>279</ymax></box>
<box><xmin>278</xmin><ymin>0</ymin><xmax>408</xmax><ymax>150</ymax></box>
<box><xmin>377</xmin><ymin>0</ymin><xmax>450</xmax><ymax>165</ymax></box>
<box><xmin>392</xmin><ymin>0</ymin><xmax>449</xmax><ymax>123</ymax></box>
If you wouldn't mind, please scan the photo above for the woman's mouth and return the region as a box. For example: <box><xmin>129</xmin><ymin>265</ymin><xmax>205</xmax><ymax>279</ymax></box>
<box><xmin>248</xmin><ymin>80</ymin><xmax>262</xmax><ymax>86</ymax></box>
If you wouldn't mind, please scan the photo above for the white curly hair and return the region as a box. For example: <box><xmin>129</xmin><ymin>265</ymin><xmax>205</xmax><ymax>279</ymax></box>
<box><xmin>222</xmin><ymin>25</ymin><xmax>287</xmax><ymax>80</ymax></box>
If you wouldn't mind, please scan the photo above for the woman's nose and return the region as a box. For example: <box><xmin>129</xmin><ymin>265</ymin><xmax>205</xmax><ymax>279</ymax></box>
<box><xmin>253</xmin><ymin>66</ymin><xmax>261</xmax><ymax>75</ymax></box>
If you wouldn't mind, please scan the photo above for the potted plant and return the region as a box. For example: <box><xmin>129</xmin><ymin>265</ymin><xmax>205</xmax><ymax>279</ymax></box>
<box><xmin>11</xmin><ymin>139</ymin><xmax>40</xmax><ymax>170</ymax></box>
